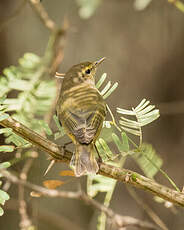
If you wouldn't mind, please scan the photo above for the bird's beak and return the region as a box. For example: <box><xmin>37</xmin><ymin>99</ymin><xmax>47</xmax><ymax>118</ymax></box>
<box><xmin>94</xmin><ymin>57</ymin><xmax>106</xmax><ymax>67</ymax></box>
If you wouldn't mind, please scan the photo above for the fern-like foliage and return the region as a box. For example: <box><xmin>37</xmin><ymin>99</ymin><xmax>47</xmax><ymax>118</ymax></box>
<box><xmin>117</xmin><ymin>98</ymin><xmax>160</xmax><ymax>145</ymax></box>
<box><xmin>133</xmin><ymin>143</ymin><xmax>163</xmax><ymax>178</ymax></box>
<box><xmin>0</xmin><ymin>53</ymin><xmax>57</xmax><ymax>149</ymax></box>
<box><xmin>1</xmin><ymin>53</ymin><xmax>56</xmax><ymax>132</ymax></box>
<box><xmin>96</xmin><ymin>73</ymin><xmax>118</xmax><ymax>99</ymax></box>
<box><xmin>87</xmin><ymin>75</ymin><xmax>163</xmax><ymax>229</ymax></box>
<box><xmin>0</xmin><ymin>98</ymin><xmax>12</xmax><ymax>216</ymax></box>
<box><xmin>0</xmin><ymin>53</ymin><xmax>57</xmax><ymax>216</ymax></box>
<box><xmin>53</xmin><ymin>114</ymin><xmax>65</xmax><ymax>140</ymax></box>
<box><xmin>0</xmin><ymin>96</ymin><xmax>18</xmax><ymax>151</ymax></box>
<box><xmin>87</xmin><ymin>174</ymin><xmax>117</xmax><ymax>230</ymax></box>
<box><xmin>0</xmin><ymin>162</ymin><xmax>10</xmax><ymax>216</ymax></box>
<box><xmin>116</xmin><ymin>99</ymin><xmax>162</xmax><ymax>178</ymax></box>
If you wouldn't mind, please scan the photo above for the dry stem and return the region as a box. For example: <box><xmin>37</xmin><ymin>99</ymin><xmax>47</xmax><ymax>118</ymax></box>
<box><xmin>1</xmin><ymin>170</ymin><xmax>158</xmax><ymax>230</ymax></box>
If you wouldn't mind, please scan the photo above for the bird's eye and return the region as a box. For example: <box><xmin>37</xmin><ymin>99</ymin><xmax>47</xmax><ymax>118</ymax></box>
<box><xmin>85</xmin><ymin>69</ymin><xmax>91</xmax><ymax>74</ymax></box>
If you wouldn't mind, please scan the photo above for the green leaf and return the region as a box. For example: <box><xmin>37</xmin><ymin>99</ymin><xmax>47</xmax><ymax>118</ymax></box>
<box><xmin>38</xmin><ymin>120</ymin><xmax>53</xmax><ymax>136</ymax></box>
<box><xmin>5</xmin><ymin>133</ymin><xmax>28</xmax><ymax>147</ymax></box>
<box><xmin>0</xmin><ymin>128</ymin><xmax>12</xmax><ymax>135</ymax></box>
<box><xmin>0</xmin><ymin>104</ymin><xmax>8</xmax><ymax>111</ymax></box>
<box><xmin>133</xmin><ymin>143</ymin><xmax>163</xmax><ymax>178</ymax></box>
<box><xmin>54</xmin><ymin>132</ymin><xmax>63</xmax><ymax>140</ymax></box>
<box><xmin>0</xmin><ymin>206</ymin><xmax>4</xmax><ymax>216</ymax></box>
<box><xmin>0</xmin><ymin>145</ymin><xmax>15</xmax><ymax>152</ymax></box>
<box><xmin>95</xmin><ymin>141</ymin><xmax>109</xmax><ymax>161</ymax></box>
<box><xmin>119</xmin><ymin>125</ymin><xmax>141</xmax><ymax>136</ymax></box>
<box><xmin>19</xmin><ymin>53</ymin><xmax>41</xmax><ymax>69</ymax></box>
<box><xmin>0</xmin><ymin>95</ymin><xmax>7</xmax><ymax>104</ymax></box>
<box><xmin>98</xmin><ymin>138</ymin><xmax>113</xmax><ymax>158</ymax></box>
<box><xmin>0</xmin><ymin>187</ymin><xmax>10</xmax><ymax>217</ymax></box>
<box><xmin>96</xmin><ymin>73</ymin><xmax>107</xmax><ymax>89</ymax></box>
<box><xmin>87</xmin><ymin>174</ymin><xmax>117</xmax><ymax>230</ymax></box>
<box><xmin>103</xmin><ymin>82</ymin><xmax>118</xmax><ymax>99</ymax></box>
<box><xmin>0</xmin><ymin>189</ymin><xmax>10</xmax><ymax>201</ymax></box>
<box><xmin>121</xmin><ymin>132</ymin><xmax>129</xmax><ymax>152</ymax></box>
<box><xmin>0</xmin><ymin>113</ymin><xmax>9</xmax><ymax>121</ymax></box>
<box><xmin>8</xmin><ymin>79</ymin><xmax>31</xmax><ymax>91</ymax></box>
<box><xmin>112</xmin><ymin>133</ymin><xmax>124</xmax><ymax>152</ymax></box>
<box><xmin>0</xmin><ymin>197</ymin><xmax>5</xmax><ymax>206</ymax></box>
<box><xmin>97</xmin><ymin>212</ymin><xmax>106</xmax><ymax>230</ymax></box>
<box><xmin>112</xmin><ymin>132</ymin><xmax>129</xmax><ymax>153</ymax></box>
<box><xmin>53</xmin><ymin>114</ymin><xmax>65</xmax><ymax>134</ymax></box>
<box><xmin>100</xmin><ymin>123</ymin><xmax>115</xmax><ymax>143</ymax></box>
<box><xmin>100</xmin><ymin>81</ymin><xmax>111</xmax><ymax>96</ymax></box>
<box><xmin>23</xmin><ymin>53</ymin><xmax>40</xmax><ymax>63</ymax></box>
<box><xmin>3</xmin><ymin>68</ymin><xmax>15</xmax><ymax>80</ymax></box>
<box><xmin>87</xmin><ymin>175</ymin><xmax>116</xmax><ymax>197</ymax></box>
<box><xmin>117</xmin><ymin>99</ymin><xmax>160</xmax><ymax>139</ymax></box>
<box><xmin>0</xmin><ymin>162</ymin><xmax>11</xmax><ymax>169</ymax></box>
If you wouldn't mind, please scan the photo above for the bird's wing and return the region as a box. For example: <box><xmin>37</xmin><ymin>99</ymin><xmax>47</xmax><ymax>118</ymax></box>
<box><xmin>60</xmin><ymin>104</ymin><xmax>106</xmax><ymax>144</ymax></box>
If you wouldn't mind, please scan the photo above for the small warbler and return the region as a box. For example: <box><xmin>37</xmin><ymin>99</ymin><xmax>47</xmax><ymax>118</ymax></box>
<box><xmin>56</xmin><ymin>58</ymin><xmax>106</xmax><ymax>177</ymax></box>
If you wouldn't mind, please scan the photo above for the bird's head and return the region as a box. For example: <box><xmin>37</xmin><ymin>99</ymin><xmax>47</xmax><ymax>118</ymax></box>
<box><xmin>66</xmin><ymin>57</ymin><xmax>106</xmax><ymax>86</ymax></box>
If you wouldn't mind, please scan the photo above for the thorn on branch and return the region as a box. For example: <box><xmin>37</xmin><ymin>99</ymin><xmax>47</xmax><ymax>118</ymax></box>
<box><xmin>44</xmin><ymin>159</ymin><xmax>56</xmax><ymax>176</ymax></box>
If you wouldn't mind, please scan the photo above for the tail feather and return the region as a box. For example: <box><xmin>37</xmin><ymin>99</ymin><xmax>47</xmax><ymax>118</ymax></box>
<box><xmin>70</xmin><ymin>143</ymin><xmax>99</xmax><ymax>177</ymax></box>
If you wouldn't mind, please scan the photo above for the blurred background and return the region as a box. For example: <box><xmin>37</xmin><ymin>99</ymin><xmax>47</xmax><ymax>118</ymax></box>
<box><xmin>0</xmin><ymin>0</ymin><xmax>184</xmax><ymax>229</ymax></box>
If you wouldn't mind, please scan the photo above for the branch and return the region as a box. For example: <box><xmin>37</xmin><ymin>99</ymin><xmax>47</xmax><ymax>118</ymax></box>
<box><xmin>127</xmin><ymin>186</ymin><xmax>168</xmax><ymax>230</ymax></box>
<box><xmin>28</xmin><ymin>0</ymin><xmax>56</xmax><ymax>31</ymax></box>
<box><xmin>168</xmin><ymin>0</ymin><xmax>184</xmax><ymax>13</ymax></box>
<box><xmin>0</xmin><ymin>116</ymin><xmax>184</xmax><ymax>207</ymax></box>
<box><xmin>19</xmin><ymin>158</ymin><xmax>34</xmax><ymax>230</ymax></box>
<box><xmin>1</xmin><ymin>170</ymin><xmax>158</xmax><ymax>230</ymax></box>
<box><xmin>28</xmin><ymin>0</ymin><xmax>68</xmax><ymax>75</ymax></box>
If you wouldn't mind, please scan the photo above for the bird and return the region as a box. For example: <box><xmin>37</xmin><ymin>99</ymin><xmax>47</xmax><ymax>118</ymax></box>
<box><xmin>56</xmin><ymin>57</ymin><xmax>107</xmax><ymax>177</ymax></box>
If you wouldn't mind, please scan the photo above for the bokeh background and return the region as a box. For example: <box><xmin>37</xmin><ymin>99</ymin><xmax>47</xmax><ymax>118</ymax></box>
<box><xmin>0</xmin><ymin>0</ymin><xmax>184</xmax><ymax>229</ymax></box>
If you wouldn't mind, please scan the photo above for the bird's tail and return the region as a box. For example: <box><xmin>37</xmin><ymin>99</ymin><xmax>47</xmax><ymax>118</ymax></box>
<box><xmin>70</xmin><ymin>143</ymin><xmax>99</xmax><ymax>177</ymax></box>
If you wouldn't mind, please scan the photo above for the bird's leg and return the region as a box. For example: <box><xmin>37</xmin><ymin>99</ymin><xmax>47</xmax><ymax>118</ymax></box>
<box><xmin>58</xmin><ymin>141</ymin><xmax>73</xmax><ymax>156</ymax></box>
<box><xmin>63</xmin><ymin>141</ymin><xmax>73</xmax><ymax>149</ymax></box>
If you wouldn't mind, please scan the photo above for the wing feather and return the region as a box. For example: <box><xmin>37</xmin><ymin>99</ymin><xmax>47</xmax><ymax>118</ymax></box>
<box><xmin>57</xmin><ymin>86</ymin><xmax>106</xmax><ymax>144</ymax></box>
<box><xmin>60</xmin><ymin>106</ymin><xmax>105</xmax><ymax>144</ymax></box>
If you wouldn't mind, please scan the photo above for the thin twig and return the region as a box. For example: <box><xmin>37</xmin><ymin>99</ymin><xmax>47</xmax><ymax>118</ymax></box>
<box><xmin>1</xmin><ymin>170</ymin><xmax>158</xmax><ymax>230</ymax></box>
<box><xmin>19</xmin><ymin>159</ymin><xmax>34</xmax><ymax>230</ymax></box>
<box><xmin>0</xmin><ymin>116</ymin><xmax>184</xmax><ymax>207</ymax></box>
<box><xmin>28</xmin><ymin>0</ymin><xmax>56</xmax><ymax>31</ymax></box>
<box><xmin>29</xmin><ymin>0</ymin><xmax>68</xmax><ymax>123</ymax></box>
<box><xmin>127</xmin><ymin>186</ymin><xmax>168</xmax><ymax>230</ymax></box>
<box><xmin>168</xmin><ymin>0</ymin><xmax>184</xmax><ymax>13</ymax></box>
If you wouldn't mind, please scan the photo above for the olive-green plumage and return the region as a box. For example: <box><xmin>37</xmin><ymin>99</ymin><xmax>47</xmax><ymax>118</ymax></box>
<box><xmin>56</xmin><ymin>58</ymin><xmax>106</xmax><ymax>177</ymax></box>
